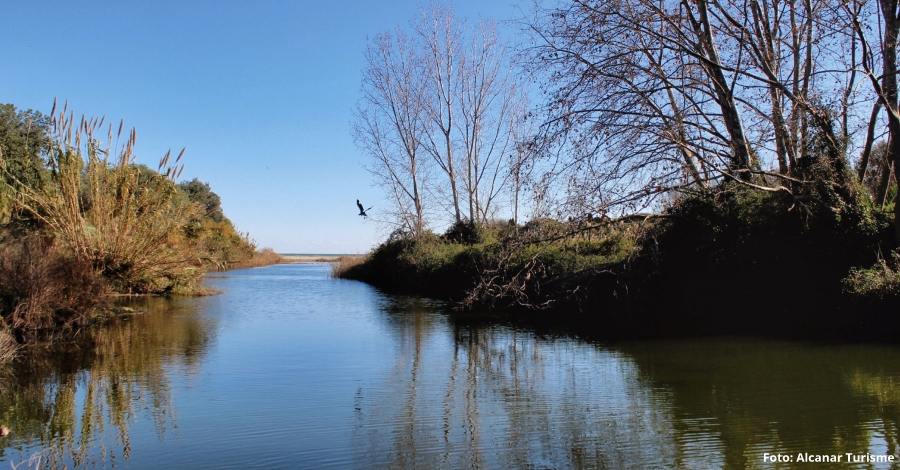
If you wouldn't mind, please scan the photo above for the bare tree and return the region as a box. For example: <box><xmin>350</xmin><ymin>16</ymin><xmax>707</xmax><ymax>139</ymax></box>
<box><xmin>524</xmin><ymin>0</ymin><xmax>876</xmax><ymax>219</ymax></box>
<box><xmin>359</xmin><ymin>4</ymin><xmax>526</xmax><ymax>233</ymax></box>
<box><xmin>457</xmin><ymin>18</ymin><xmax>518</xmax><ymax>225</ymax></box>
<box><xmin>507</xmin><ymin>95</ymin><xmax>540</xmax><ymax>225</ymax></box>
<box><xmin>846</xmin><ymin>0</ymin><xmax>900</xmax><ymax>239</ymax></box>
<box><xmin>416</xmin><ymin>3</ymin><xmax>464</xmax><ymax>224</ymax></box>
<box><xmin>354</xmin><ymin>29</ymin><xmax>429</xmax><ymax>237</ymax></box>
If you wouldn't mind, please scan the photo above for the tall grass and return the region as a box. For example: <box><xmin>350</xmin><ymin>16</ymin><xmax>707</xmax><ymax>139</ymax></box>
<box><xmin>233</xmin><ymin>248</ymin><xmax>285</xmax><ymax>269</ymax></box>
<box><xmin>331</xmin><ymin>255</ymin><xmax>367</xmax><ymax>278</ymax></box>
<box><xmin>0</xmin><ymin>330</ymin><xmax>16</xmax><ymax>363</ymax></box>
<box><xmin>10</xmin><ymin>101</ymin><xmax>203</xmax><ymax>294</ymax></box>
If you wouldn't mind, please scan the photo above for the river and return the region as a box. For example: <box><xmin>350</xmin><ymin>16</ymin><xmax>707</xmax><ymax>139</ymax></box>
<box><xmin>1</xmin><ymin>263</ymin><xmax>899</xmax><ymax>469</ymax></box>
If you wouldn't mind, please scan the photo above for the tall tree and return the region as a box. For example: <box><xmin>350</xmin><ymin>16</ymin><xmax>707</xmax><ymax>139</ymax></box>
<box><xmin>354</xmin><ymin>29</ymin><xmax>429</xmax><ymax>237</ymax></box>
<box><xmin>416</xmin><ymin>3</ymin><xmax>464</xmax><ymax>224</ymax></box>
<box><xmin>457</xmin><ymin>18</ymin><xmax>518</xmax><ymax>224</ymax></box>
<box><xmin>526</xmin><ymin>0</ymin><xmax>869</xmax><ymax>216</ymax></box>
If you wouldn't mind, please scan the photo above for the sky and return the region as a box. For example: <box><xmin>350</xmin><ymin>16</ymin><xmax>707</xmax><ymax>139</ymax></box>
<box><xmin>0</xmin><ymin>1</ymin><xmax>528</xmax><ymax>254</ymax></box>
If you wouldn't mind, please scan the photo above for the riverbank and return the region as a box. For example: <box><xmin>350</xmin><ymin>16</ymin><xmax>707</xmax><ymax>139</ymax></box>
<box><xmin>339</xmin><ymin>187</ymin><xmax>900</xmax><ymax>342</ymax></box>
<box><xmin>0</xmin><ymin>103</ymin><xmax>265</xmax><ymax>344</ymax></box>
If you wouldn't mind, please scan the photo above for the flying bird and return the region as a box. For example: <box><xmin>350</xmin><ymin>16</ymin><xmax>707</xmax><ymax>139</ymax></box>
<box><xmin>357</xmin><ymin>199</ymin><xmax>373</xmax><ymax>217</ymax></box>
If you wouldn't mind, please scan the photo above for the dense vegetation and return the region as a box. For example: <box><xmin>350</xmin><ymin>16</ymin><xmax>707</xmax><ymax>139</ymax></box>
<box><xmin>340</xmin><ymin>183</ymin><xmax>899</xmax><ymax>340</ymax></box>
<box><xmin>0</xmin><ymin>102</ymin><xmax>277</xmax><ymax>347</ymax></box>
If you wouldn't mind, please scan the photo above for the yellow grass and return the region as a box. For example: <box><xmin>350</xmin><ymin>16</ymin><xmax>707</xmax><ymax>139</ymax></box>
<box><xmin>0</xmin><ymin>330</ymin><xmax>17</xmax><ymax>363</ymax></box>
<box><xmin>232</xmin><ymin>248</ymin><xmax>286</xmax><ymax>269</ymax></box>
<box><xmin>331</xmin><ymin>255</ymin><xmax>367</xmax><ymax>278</ymax></box>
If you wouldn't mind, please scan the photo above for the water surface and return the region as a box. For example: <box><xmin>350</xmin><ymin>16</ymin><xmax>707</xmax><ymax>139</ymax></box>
<box><xmin>1</xmin><ymin>264</ymin><xmax>899</xmax><ymax>468</ymax></box>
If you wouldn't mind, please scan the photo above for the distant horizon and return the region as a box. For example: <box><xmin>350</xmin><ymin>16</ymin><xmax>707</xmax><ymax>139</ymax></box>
<box><xmin>279</xmin><ymin>253</ymin><xmax>360</xmax><ymax>256</ymax></box>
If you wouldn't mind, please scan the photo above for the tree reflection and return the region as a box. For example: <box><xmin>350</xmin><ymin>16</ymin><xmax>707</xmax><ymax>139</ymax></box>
<box><xmin>619</xmin><ymin>340</ymin><xmax>900</xmax><ymax>469</ymax></box>
<box><xmin>355</xmin><ymin>298</ymin><xmax>677</xmax><ymax>469</ymax></box>
<box><xmin>0</xmin><ymin>297</ymin><xmax>214</xmax><ymax>469</ymax></box>
<box><xmin>358</xmin><ymin>301</ymin><xmax>900</xmax><ymax>469</ymax></box>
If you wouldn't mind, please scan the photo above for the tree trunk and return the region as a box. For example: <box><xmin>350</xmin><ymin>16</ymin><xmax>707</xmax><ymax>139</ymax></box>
<box><xmin>689</xmin><ymin>0</ymin><xmax>753</xmax><ymax>178</ymax></box>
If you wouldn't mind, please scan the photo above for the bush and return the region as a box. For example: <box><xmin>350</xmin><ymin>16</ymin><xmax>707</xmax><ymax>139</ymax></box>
<box><xmin>11</xmin><ymin>112</ymin><xmax>207</xmax><ymax>294</ymax></box>
<box><xmin>843</xmin><ymin>251</ymin><xmax>900</xmax><ymax>298</ymax></box>
<box><xmin>0</xmin><ymin>234</ymin><xmax>108</xmax><ymax>342</ymax></box>
<box><xmin>331</xmin><ymin>255</ymin><xmax>367</xmax><ymax>278</ymax></box>
<box><xmin>442</xmin><ymin>220</ymin><xmax>482</xmax><ymax>244</ymax></box>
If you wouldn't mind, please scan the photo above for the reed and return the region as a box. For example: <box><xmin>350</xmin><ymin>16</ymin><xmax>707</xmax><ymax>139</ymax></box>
<box><xmin>0</xmin><ymin>330</ymin><xmax>16</xmax><ymax>363</ymax></box>
<box><xmin>9</xmin><ymin>101</ymin><xmax>203</xmax><ymax>294</ymax></box>
<box><xmin>232</xmin><ymin>248</ymin><xmax>285</xmax><ymax>269</ymax></box>
<box><xmin>331</xmin><ymin>255</ymin><xmax>367</xmax><ymax>278</ymax></box>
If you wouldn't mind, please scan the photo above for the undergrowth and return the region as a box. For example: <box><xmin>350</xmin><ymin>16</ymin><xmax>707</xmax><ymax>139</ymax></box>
<box><xmin>340</xmin><ymin>185</ymin><xmax>898</xmax><ymax>340</ymax></box>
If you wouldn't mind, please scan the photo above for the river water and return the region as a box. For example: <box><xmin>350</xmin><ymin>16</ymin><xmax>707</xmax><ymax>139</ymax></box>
<box><xmin>1</xmin><ymin>263</ymin><xmax>899</xmax><ymax>469</ymax></box>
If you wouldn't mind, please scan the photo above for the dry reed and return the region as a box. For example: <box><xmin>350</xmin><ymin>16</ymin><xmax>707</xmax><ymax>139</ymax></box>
<box><xmin>0</xmin><ymin>330</ymin><xmax>17</xmax><ymax>363</ymax></box>
<box><xmin>331</xmin><ymin>255</ymin><xmax>367</xmax><ymax>278</ymax></box>
<box><xmin>8</xmin><ymin>100</ymin><xmax>203</xmax><ymax>294</ymax></box>
<box><xmin>233</xmin><ymin>248</ymin><xmax>285</xmax><ymax>269</ymax></box>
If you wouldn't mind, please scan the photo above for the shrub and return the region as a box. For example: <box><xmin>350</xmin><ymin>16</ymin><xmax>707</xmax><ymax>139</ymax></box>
<box><xmin>0</xmin><ymin>234</ymin><xmax>108</xmax><ymax>341</ymax></box>
<box><xmin>10</xmin><ymin>109</ymin><xmax>205</xmax><ymax>294</ymax></box>
<box><xmin>331</xmin><ymin>255</ymin><xmax>367</xmax><ymax>278</ymax></box>
<box><xmin>843</xmin><ymin>251</ymin><xmax>900</xmax><ymax>298</ymax></box>
<box><xmin>442</xmin><ymin>220</ymin><xmax>482</xmax><ymax>244</ymax></box>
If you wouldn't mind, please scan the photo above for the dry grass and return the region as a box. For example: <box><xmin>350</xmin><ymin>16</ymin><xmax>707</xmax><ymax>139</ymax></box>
<box><xmin>0</xmin><ymin>234</ymin><xmax>109</xmax><ymax>339</ymax></box>
<box><xmin>232</xmin><ymin>248</ymin><xmax>285</xmax><ymax>269</ymax></box>
<box><xmin>0</xmin><ymin>330</ymin><xmax>17</xmax><ymax>363</ymax></box>
<box><xmin>331</xmin><ymin>255</ymin><xmax>367</xmax><ymax>278</ymax></box>
<box><xmin>8</xmin><ymin>102</ymin><xmax>204</xmax><ymax>294</ymax></box>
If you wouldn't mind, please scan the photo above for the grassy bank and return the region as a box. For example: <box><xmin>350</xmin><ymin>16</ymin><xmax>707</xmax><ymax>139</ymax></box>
<box><xmin>339</xmin><ymin>186</ymin><xmax>900</xmax><ymax>341</ymax></box>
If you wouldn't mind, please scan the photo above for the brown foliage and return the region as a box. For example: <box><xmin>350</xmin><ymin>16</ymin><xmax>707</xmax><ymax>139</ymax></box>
<box><xmin>232</xmin><ymin>248</ymin><xmax>285</xmax><ymax>269</ymax></box>
<box><xmin>0</xmin><ymin>235</ymin><xmax>108</xmax><ymax>342</ymax></box>
<box><xmin>330</xmin><ymin>255</ymin><xmax>367</xmax><ymax>278</ymax></box>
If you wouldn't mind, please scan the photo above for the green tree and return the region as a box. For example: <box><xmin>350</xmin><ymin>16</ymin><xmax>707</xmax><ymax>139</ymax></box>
<box><xmin>0</xmin><ymin>104</ymin><xmax>51</xmax><ymax>221</ymax></box>
<box><xmin>177</xmin><ymin>178</ymin><xmax>227</xmax><ymax>223</ymax></box>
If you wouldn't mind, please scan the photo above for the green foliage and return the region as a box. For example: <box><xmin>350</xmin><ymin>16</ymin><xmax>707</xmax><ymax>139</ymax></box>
<box><xmin>12</xmin><ymin>115</ymin><xmax>256</xmax><ymax>291</ymax></box>
<box><xmin>178</xmin><ymin>178</ymin><xmax>227</xmax><ymax>223</ymax></box>
<box><xmin>176</xmin><ymin>178</ymin><xmax>254</xmax><ymax>270</ymax></box>
<box><xmin>344</xmin><ymin>183</ymin><xmax>898</xmax><ymax>339</ymax></box>
<box><xmin>0</xmin><ymin>104</ymin><xmax>51</xmax><ymax>222</ymax></box>
<box><xmin>0</xmin><ymin>102</ymin><xmax>257</xmax><ymax>342</ymax></box>
<box><xmin>442</xmin><ymin>220</ymin><xmax>483</xmax><ymax>244</ymax></box>
<box><xmin>339</xmin><ymin>219</ymin><xmax>637</xmax><ymax>306</ymax></box>
<box><xmin>843</xmin><ymin>251</ymin><xmax>900</xmax><ymax>298</ymax></box>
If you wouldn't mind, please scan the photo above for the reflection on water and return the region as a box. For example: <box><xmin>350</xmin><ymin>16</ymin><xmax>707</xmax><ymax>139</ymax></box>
<box><xmin>356</xmin><ymin>298</ymin><xmax>679</xmax><ymax>469</ymax></box>
<box><xmin>0</xmin><ymin>264</ymin><xmax>899</xmax><ymax>469</ymax></box>
<box><xmin>356</xmin><ymin>299</ymin><xmax>900</xmax><ymax>469</ymax></box>
<box><xmin>0</xmin><ymin>297</ymin><xmax>215</xmax><ymax>468</ymax></box>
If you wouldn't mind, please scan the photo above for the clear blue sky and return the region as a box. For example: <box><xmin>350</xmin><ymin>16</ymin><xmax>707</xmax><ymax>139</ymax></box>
<box><xmin>0</xmin><ymin>1</ymin><xmax>526</xmax><ymax>253</ymax></box>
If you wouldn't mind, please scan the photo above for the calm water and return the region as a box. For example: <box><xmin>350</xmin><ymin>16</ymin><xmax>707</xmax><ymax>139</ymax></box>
<box><xmin>1</xmin><ymin>263</ymin><xmax>900</xmax><ymax>469</ymax></box>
